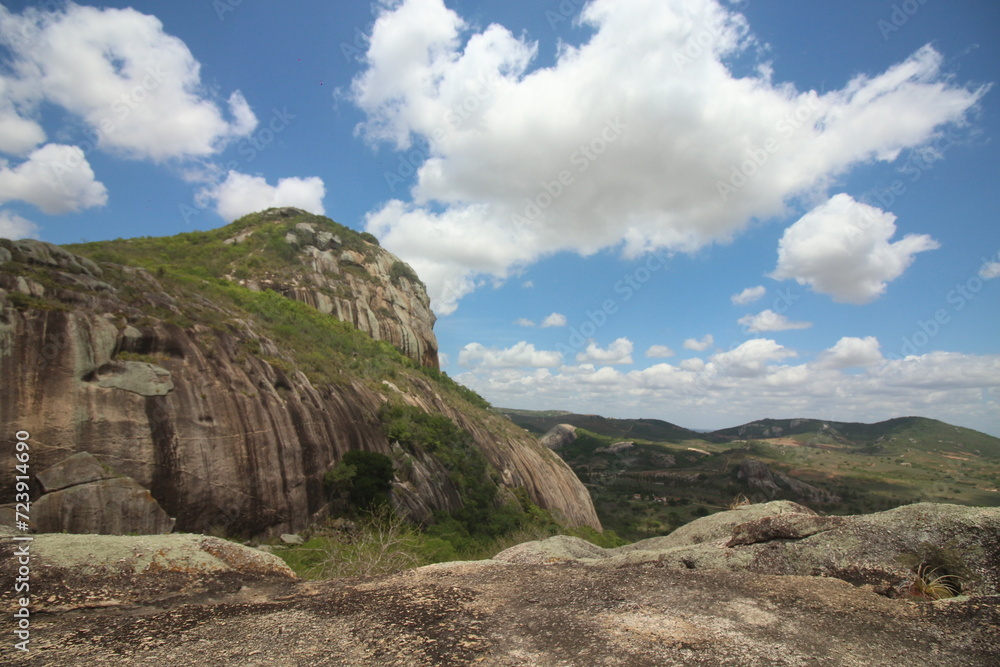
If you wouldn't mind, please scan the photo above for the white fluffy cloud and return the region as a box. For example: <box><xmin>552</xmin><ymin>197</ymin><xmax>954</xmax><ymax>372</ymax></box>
<box><xmin>731</xmin><ymin>285</ymin><xmax>766</xmax><ymax>305</ymax></box>
<box><xmin>455</xmin><ymin>341</ymin><xmax>1000</xmax><ymax>435</ymax></box>
<box><xmin>0</xmin><ymin>210</ymin><xmax>39</xmax><ymax>239</ymax></box>
<box><xmin>0</xmin><ymin>144</ymin><xmax>107</xmax><ymax>214</ymax></box>
<box><xmin>738</xmin><ymin>309</ymin><xmax>812</xmax><ymax>333</ymax></box>
<box><xmin>458</xmin><ymin>341</ymin><xmax>562</xmax><ymax>368</ymax></box>
<box><xmin>683</xmin><ymin>334</ymin><xmax>714</xmax><ymax>352</ymax></box>
<box><xmin>576</xmin><ymin>338</ymin><xmax>634</xmax><ymax>365</ymax></box>
<box><xmin>0</xmin><ymin>4</ymin><xmax>256</xmax><ymax>162</ymax></box>
<box><xmin>541</xmin><ymin>312</ymin><xmax>567</xmax><ymax>328</ymax></box>
<box><xmin>817</xmin><ymin>336</ymin><xmax>883</xmax><ymax>369</ymax></box>
<box><xmin>771</xmin><ymin>194</ymin><xmax>940</xmax><ymax>304</ymax></box>
<box><xmin>646</xmin><ymin>345</ymin><xmax>675</xmax><ymax>358</ymax></box>
<box><xmin>980</xmin><ymin>262</ymin><xmax>1000</xmax><ymax>280</ymax></box>
<box><xmin>196</xmin><ymin>171</ymin><xmax>326</xmax><ymax>222</ymax></box>
<box><xmin>354</xmin><ymin>0</ymin><xmax>984</xmax><ymax>313</ymax></box>
<box><xmin>709</xmin><ymin>339</ymin><xmax>797</xmax><ymax>378</ymax></box>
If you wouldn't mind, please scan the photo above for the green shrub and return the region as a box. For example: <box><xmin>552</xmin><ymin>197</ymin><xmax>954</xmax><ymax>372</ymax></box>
<box><xmin>324</xmin><ymin>450</ymin><xmax>395</xmax><ymax>511</ymax></box>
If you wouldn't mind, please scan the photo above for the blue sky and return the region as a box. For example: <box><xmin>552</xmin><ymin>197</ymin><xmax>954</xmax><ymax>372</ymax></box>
<box><xmin>1</xmin><ymin>0</ymin><xmax>998</xmax><ymax>435</ymax></box>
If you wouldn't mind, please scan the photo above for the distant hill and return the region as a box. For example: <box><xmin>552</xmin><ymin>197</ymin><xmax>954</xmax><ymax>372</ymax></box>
<box><xmin>498</xmin><ymin>409</ymin><xmax>705</xmax><ymax>444</ymax></box>
<box><xmin>713</xmin><ymin>416</ymin><xmax>1000</xmax><ymax>459</ymax></box>
<box><xmin>501</xmin><ymin>409</ymin><xmax>1000</xmax><ymax>541</ymax></box>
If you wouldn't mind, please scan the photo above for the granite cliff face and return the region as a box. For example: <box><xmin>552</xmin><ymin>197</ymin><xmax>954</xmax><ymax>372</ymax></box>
<box><xmin>0</xmin><ymin>210</ymin><xmax>600</xmax><ymax>537</ymax></box>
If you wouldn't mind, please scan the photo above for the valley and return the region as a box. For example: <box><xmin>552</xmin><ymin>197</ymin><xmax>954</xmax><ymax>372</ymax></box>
<box><xmin>502</xmin><ymin>409</ymin><xmax>1000</xmax><ymax>541</ymax></box>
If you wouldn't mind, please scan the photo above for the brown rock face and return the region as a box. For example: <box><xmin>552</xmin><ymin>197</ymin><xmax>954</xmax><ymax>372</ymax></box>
<box><xmin>0</xmin><ymin>221</ymin><xmax>600</xmax><ymax>537</ymax></box>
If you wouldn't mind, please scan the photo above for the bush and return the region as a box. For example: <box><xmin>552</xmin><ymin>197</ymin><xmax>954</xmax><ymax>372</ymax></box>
<box><xmin>324</xmin><ymin>450</ymin><xmax>395</xmax><ymax>511</ymax></box>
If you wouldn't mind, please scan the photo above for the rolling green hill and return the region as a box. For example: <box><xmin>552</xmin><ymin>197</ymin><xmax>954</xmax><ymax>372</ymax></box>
<box><xmin>502</xmin><ymin>409</ymin><xmax>1000</xmax><ymax>541</ymax></box>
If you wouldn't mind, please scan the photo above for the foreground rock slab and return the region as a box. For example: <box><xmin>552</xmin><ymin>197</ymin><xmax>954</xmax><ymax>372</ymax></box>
<box><xmin>0</xmin><ymin>556</ymin><xmax>996</xmax><ymax>666</ymax></box>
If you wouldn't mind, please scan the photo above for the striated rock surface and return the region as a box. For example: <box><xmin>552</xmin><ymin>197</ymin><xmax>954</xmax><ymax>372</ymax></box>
<box><xmin>225</xmin><ymin>208</ymin><xmax>438</xmax><ymax>369</ymax></box>
<box><xmin>0</xmin><ymin>215</ymin><xmax>600</xmax><ymax>537</ymax></box>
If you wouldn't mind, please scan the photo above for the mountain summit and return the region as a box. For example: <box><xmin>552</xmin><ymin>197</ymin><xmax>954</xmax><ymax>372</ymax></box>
<box><xmin>0</xmin><ymin>209</ymin><xmax>600</xmax><ymax>537</ymax></box>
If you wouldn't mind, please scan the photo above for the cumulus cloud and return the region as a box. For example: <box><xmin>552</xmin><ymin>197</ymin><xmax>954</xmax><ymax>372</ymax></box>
<box><xmin>0</xmin><ymin>143</ymin><xmax>107</xmax><ymax>214</ymax></box>
<box><xmin>458</xmin><ymin>341</ymin><xmax>562</xmax><ymax>368</ymax></box>
<box><xmin>0</xmin><ymin>3</ymin><xmax>257</xmax><ymax>162</ymax></box>
<box><xmin>514</xmin><ymin>317</ymin><xmax>535</xmax><ymax>327</ymax></box>
<box><xmin>709</xmin><ymin>339</ymin><xmax>797</xmax><ymax>378</ymax></box>
<box><xmin>731</xmin><ymin>285</ymin><xmax>766</xmax><ymax>305</ymax></box>
<box><xmin>646</xmin><ymin>345</ymin><xmax>675</xmax><ymax>358</ymax></box>
<box><xmin>980</xmin><ymin>262</ymin><xmax>1000</xmax><ymax>280</ymax></box>
<box><xmin>541</xmin><ymin>312</ymin><xmax>567</xmax><ymax>328</ymax></box>
<box><xmin>454</xmin><ymin>346</ymin><xmax>1000</xmax><ymax>436</ymax></box>
<box><xmin>0</xmin><ymin>210</ymin><xmax>39</xmax><ymax>239</ymax></box>
<box><xmin>576</xmin><ymin>338</ymin><xmax>634</xmax><ymax>365</ymax></box>
<box><xmin>771</xmin><ymin>194</ymin><xmax>939</xmax><ymax>304</ymax></box>
<box><xmin>817</xmin><ymin>336</ymin><xmax>883</xmax><ymax>369</ymax></box>
<box><xmin>684</xmin><ymin>334</ymin><xmax>714</xmax><ymax>352</ymax></box>
<box><xmin>353</xmin><ymin>0</ymin><xmax>984</xmax><ymax>312</ymax></box>
<box><xmin>196</xmin><ymin>171</ymin><xmax>326</xmax><ymax>222</ymax></box>
<box><xmin>738</xmin><ymin>309</ymin><xmax>812</xmax><ymax>333</ymax></box>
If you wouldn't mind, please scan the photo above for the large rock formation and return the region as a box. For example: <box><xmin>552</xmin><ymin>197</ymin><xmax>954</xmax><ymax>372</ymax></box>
<box><xmin>737</xmin><ymin>457</ymin><xmax>841</xmax><ymax>505</ymax></box>
<box><xmin>0</xmin><ymin>213</ymin><xmax>600</xmax><ymax>537</ymax></box>
<box><xmin>226</xmin><ymin>210</ymin><xmax>438</xmax><ymax>369</ymax></box>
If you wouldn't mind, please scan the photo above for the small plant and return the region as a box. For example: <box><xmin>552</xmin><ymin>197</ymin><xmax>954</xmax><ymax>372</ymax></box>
<box><xmin>729</xmin><ymin>493</ymin><xmax>752</xmax><ymax>509</ymax></box>
<box><xmin>908</xmin><ymin>564</ymin><xmax>963</xmax><ymax>600</ymax></box>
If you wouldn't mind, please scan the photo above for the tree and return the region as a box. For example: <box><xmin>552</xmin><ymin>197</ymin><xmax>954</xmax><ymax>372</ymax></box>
<box><xmin>324</xmin><ymin>450</ymin><xmax>394</xmax><ymax>512</ymax></box>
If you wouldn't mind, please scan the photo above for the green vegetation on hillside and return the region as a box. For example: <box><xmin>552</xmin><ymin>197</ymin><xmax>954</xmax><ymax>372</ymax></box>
<box><xmin>507</xmin><ymin>410</ymin><xmax>1000</xmax><ymax>542</ymax></box>
<box><xmin>45</xmin><ymin>211</ymin><xmax>605</xmax><ymax>565</ymax></box>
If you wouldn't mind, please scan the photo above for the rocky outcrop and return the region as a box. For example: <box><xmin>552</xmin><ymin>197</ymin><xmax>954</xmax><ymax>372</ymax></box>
<box><xmin>226</xmin><ymin>209</ymin><xmax>438</xmax><ymax>369</ymax></box>
<box><xmin>31</xmin><ymin>452</ymin><xmax>174</xmax><ymax>535</ymax></box>
<box><xmin>0</xmin><ymin>527</ymin><xmax>294</xmax><ymax>611</ymax></box>
<box><xmin>495</xmin><ymin>501</ymin><xmax>1000</xmax><ymax>597</ymax></box>
<box><xmin>1</xmin><ymin>518</ymin><xmax>997</xmax><ymax>666</ymax></box>
<box><xmin>0</xmin><ymin>229</ymin><xmax>600</xmax><ymax>537</ymax></box>
<box><xmin>737</xmin><ymin>457</ymin><xmax>841</xmax><ymax>505</ymax></box>
<box><xmin>539</xmin><ymin>423</ymin><xmax>576</xmax><ymax>449</ymax></box>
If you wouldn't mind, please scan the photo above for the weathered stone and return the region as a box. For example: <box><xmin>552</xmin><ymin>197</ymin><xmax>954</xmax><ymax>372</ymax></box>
<box><xmin>497</xmin><ymin>502</ymin><xmax>1000</xmax><ymax>596</ymax></box>
<box><xmin>0</xmin><ymin>246</ymin><xmax>11</xmax><ymax>264</ymax></box>
<box><xmin>280</xmin><ymin>533</ymin><xmax>305</xmax><ymax>545</ymax></box>
<box><xmin>32</xmin><ymin>477</ymin><xmax>175</xmax><ymax>535</ymax></box>
<box><xmin>86</xmin><ymin>360</ymin><xmax>174</xmax><ymax>396</ymax></box>
<box><xmin>540</xmin><ymin>424</ymin><xmax>576</xmax><ymax>449</ymax></box>
<box><xmin>738</xmin><ymin>458</ymin><xmax>841</xmax><ymax>505</ymax></box>
<box><xmin>0</xmin><ymin>237</ymin><xmax>600</xmax><ymax>537</ymax></box>
<box><xmin>36</xmin><ymin>452</ymin><xmax>115</xmax><ymax>493</ymax></box>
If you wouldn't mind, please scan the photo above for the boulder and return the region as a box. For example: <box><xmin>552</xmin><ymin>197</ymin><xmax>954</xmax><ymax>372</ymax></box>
<box><xmin>540</xmin><ymin>424</ymin><xmax>577</xmax><ymax>449</ymax></box>
<box><xmin>32</xmin><ymin>476</ymin><xmax>175</xmax><ymax>535</ymax></box>
<box><xmin>497</xmin><ymin>502</ymin><xmax>1000</xmax><ymax>596</ymax></box>
<box><xmin>36</xmin><ymin>451</ymin><xmax>115</xmax><ymax>493</ymax></box>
